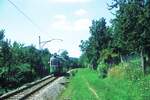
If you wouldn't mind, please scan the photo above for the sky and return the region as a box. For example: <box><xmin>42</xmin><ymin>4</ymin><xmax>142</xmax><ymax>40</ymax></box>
<box><xmin>0</xmin><ymin>0</ymin><xmax>114</xmax><ymax>57</ymax></box>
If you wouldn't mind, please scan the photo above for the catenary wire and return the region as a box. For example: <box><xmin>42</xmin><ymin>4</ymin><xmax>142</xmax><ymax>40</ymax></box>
<box><xmin>7</xmin><ymin>0</ymin><xmax>44</xmax><ymax>33</ymax></box>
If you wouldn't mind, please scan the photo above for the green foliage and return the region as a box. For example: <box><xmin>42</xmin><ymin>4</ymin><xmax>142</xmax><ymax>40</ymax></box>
<box><xmin>8</xmin><ymin>64</ymin><xmax>34</xmax><ymax>87</ymax></box>
<box><xmin>97</xmin><ymin>49</ymin><xmax>121</xmax><ymax>78</ymax></box>
<box><xmin>60</xmin><ymin>50</ymin><xmax>70</xmax><ymax>69</ymax></box>
<box><xmin>60</xmin><ymin>50</ymin><xmax>80</xmax><ymax>69</ymax></box>
<box><xmin>40</xmin><ymin>49</ymin><xmax>51</xmax><ymax>73</ymax></box>
<box><xmin>109</xmin><ymin>0</ymin><xmax>150</xmax><ymax>73</ymax></box>
<box><xmin>97</xmin><ymin>62</ymin><xmax>108</xmax><ymax>78</ymax></box>
<box><xmin>79</xmin><ymin>18</ymin><xmax>112</xmax><ymax>69</ymax></box>
<box><xmin>107</xmin><ymin>63</ymin><xmax>144</xmax><ymax>81</ymax></box>
<box><xmin>59</xmin><ymin>69</ymin><xmax>100</xmax><ymax>100</ymax></box>
<box><xmin>79</xmin><ymin>0</ymin><xmax>150</xmax><ymax>73</ymax></box>
<box><xmin>0</xmin><ymin>30</ymin><xmax>51</xmax><ymax>95</ymax></box>
<box><xmin>0</xmin><ymin>30</ymin><xmax>5</xmax><ymax>41</ymax></box>
<box><xmin>60</xmin><ymin>50</ymin><xmax>69</xmax><ymax>59</ymax></box>
<box><xmin>60</xmin><ymin>68</ymin><xmax>150</xmax><ymax>100</ymax></box>
<box><xmin>79</xmin><ymin>53</ymin><xmax>89</xmax><ymax>68</ymax></box>
<box><xmin>69</xmin><ymin>57</ymin><xmax>79</xmax><ymax>68</ymax></box>
<box><xmin>75</xmin><ymin>0</ymin><xmax>150</xmax><ymax>99</ymax></box>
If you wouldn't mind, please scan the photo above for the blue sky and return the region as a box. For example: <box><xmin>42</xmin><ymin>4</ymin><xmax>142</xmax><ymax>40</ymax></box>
<box><xmin>0</xmin><ymin>0</ymin><xmax>114</xmax><ymax>57</ymax></box>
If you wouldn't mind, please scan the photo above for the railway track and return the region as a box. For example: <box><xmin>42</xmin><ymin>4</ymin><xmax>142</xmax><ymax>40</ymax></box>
<box><xmin>0</xmin><ymin>75</ymin><xmax>57</xmax><ymax>100</ymax></box>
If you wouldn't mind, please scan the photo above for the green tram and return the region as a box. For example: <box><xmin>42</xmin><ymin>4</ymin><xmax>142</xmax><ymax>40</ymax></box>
<box><xmin>49</xmin><ymin>54</ymin><xmax>66</xmax><ymax>76</ymax></box>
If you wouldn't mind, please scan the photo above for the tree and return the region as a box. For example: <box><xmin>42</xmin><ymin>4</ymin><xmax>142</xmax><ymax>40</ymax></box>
<box><xmin>79</xmin><ymin>18</ymin><xmax>111</xmax><ymax>69</ymax></box>
<box><xmin>79</xmin><ymin>40</ymin><xmax>94</xmax><ymax>65</ymax></box>
<box><xmin>110</xmin><ymin>0</ymin><xmax>150</xmax><ymax>73</ymax></box>
<box><xmin>0</xmin><ymin>30</ymin><xmax>5</xmax><ymax>41</ymax></box>
<box><xmin>40</xmin><ymin>48</ymin><xmax>51</xmax><ymax>74</ymax></box>
<box><xmin>60</xmin><ymin>50</ymin><xmax>69</xmax><ymax>60</ymax></box>
<box><xmin>0</xmin><ymin>29</ymin><xmax>53</xmax><ymax>94</ymax></box>
<box><xmin>60</xmin><ymin>50</ymin><xmax>70</xmax><ymax>69</ymax></box>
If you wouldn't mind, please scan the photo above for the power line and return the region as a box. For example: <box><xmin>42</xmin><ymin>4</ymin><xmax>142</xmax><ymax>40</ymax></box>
<box><xmin>7</xmin><ymin>0</ymin><xmax>43</xmax><ymax>32</ymax></box>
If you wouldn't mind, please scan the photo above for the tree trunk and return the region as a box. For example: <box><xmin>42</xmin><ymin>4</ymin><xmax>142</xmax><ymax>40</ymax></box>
<box><xmin>140</xmin><ymin>49</ymin><xmax>146</xmax><ymax>74</ymax></box>
<box><xmin>147</xmin><ymin>51</ymin><xmax>150</xmax><ymax>65</ymax></box>
<box><xmin>120</xmin><ymin>54</ymin><xmax>124</xmax><ymax>63</ymax></box>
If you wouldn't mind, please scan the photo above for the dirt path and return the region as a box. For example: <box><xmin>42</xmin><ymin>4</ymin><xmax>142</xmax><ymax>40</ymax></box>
<box><xmin>86</xmin><ymin>81</ymin><xmax>100</xmax><ymax>100</ymax></box>
<box><xmin>82</xmin><ymin>76</ymin><xmax>100</xmax><ymax>100</ymax></box>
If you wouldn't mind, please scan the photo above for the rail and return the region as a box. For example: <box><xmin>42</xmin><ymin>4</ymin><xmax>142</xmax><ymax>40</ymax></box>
<box><xmin>0</xmin><ymin>75</ymin><xmax>57</xmax><ymax>100</ymax></box>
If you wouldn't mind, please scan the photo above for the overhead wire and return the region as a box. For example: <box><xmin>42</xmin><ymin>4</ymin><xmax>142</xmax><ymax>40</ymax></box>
<box><xmin>7</xmin><ymin>0</ymin><xmax>44</xmax><ymax>33</ymax></box>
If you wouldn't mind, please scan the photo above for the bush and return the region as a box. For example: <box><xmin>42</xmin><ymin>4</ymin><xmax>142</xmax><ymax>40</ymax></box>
<box><xmin>97</xmin><ymin>62</ymin><xmax>108</xmax><ymax>78</ymax></box>
<box><xmin>107</xmin><ymin>66</ymin><xmax>125</xmax><ymax>79</ymax></box>
<box><xmin>1</xmin><ymin>63</ymin><xmax>36</xmax><ymax>89</ymax></box>
<box><xmin>107</xmin><ymin>62</ymin><xmax>144</xmax><ymax>81</ymax></box>
<box><xmin>10</xmin><ymin>63</ymin><xmax>36</xmax><ymax>84</ymax></box>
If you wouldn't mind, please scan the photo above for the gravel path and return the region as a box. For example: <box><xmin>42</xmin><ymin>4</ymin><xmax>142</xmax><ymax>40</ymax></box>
<box><xmin>27</xmin><ymin>76</ymin><xmax>69</xmax><ymax>100</ymax></box>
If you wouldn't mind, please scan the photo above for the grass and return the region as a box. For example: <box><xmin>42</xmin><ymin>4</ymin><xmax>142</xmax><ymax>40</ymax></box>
<box><xmin>59</xmin><ymin>66</ymin><xmax>150</xmax><ymax>100</ymax></box>
<box><xmin>59</xmin><ymin>69</ymin><xmax>101</xmax><ymax>100</ymax></box>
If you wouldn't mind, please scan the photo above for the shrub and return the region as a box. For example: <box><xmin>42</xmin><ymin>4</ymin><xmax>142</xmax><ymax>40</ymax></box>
<box><xmin>107</xmin><ymin>66</ymin><xmax>125</xmax><ymax>79</ymax></box>
<box><xmin>97</xmin><ymin>62</ymin><xmax>108</xmax><ymax>78</ymax></box>
<box><xmin>5</xmin><ymin>63</ymin><xmax>36</xmax><ymax>89</ymax></box>
<box><xmin>107</xmin><ymin>62</ymin><xmax>144</xmax><ymax>81</ymax></box>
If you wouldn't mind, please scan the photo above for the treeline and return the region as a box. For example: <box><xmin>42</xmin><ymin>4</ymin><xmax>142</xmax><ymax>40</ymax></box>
<box><xmin>59</xmin><ymin>50</ymin><xmax>81</xmax><ymax>70</ymax></box>
<box><xmin>0</xmin><ymin>30</ymin><xmax>80</xmax><ymax>95</ymax></box>
<box><xmin>79</xmin><ymin>0</ymin><xmax>150</xmax><ymax>74</ymax></box>
<box><xmin>0</xmin><ymin>30</ymin><xmax>51</xmax><ymax>94</ymax></box>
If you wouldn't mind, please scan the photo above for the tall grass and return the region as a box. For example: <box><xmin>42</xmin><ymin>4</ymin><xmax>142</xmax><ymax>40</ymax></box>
<box><xmin>106</xmin><ymin>59</ymin><xmax>150</xmax><ymax>100</ymax></box>
<box><xmin>59</xmin><ymin>59</ymin><xmax>150</xmax><ymax>100</ymax></box>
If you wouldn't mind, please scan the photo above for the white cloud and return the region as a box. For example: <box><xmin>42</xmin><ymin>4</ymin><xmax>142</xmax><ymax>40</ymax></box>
<box><xmin>74</xmin><ymin>18</ymin><xmax>90</xmax><ymax>31</ymax></box>
<box><xmin>75</xmin><ymin>9</ymin><xmax>88</xmax><ymax>17</ymax></box>
<box><xmin>48</xmin><ymin>0</ymin><xmax>91</xmax><ymax>3</ymax></box>
<box><xmin>54</xmin><ymin>15</ymin><xmax>66</xmax><ymax>20</ymax></box>
<box><xmin>52</xmin><ymin>14</ymin><xmax>71</xmax><ymax>31</ymax></box>
<box><xmin>51</xmin><ymin>14</ymin><xmax>91</xmax><ymax>32</ymax></box>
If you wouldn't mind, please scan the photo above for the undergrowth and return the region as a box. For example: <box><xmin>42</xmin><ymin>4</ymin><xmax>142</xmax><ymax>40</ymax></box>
<box><xmin>60</xmin><ymin>59</ymin><xmax>150</xmax><ymax>100</ymax></box>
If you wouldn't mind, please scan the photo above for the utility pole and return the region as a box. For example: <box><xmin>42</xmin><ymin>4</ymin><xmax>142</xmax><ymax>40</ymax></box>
<box><xmin>57</xmin><ymin>49</ymin><xmax>65</xmax><ymax>54</ymax></box>
<box><xmin>38</xmin><ymin>36</ymin><xmax>63</xmax><ymax>49</ymax></box>
<box><xmin>38</xmin><ymin>36</ymin><xmax>63</xmax><ymax>75</ymax></box>
<box><xmin>39</xmin><ymin>36</ymin><xmax>41</xmax><ymax>49</ymax></box>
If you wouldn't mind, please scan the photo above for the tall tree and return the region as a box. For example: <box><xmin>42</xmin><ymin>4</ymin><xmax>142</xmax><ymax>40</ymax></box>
<box><xmin>110</xmin><ymin>0</ymin><xmax>150</xmax><ymax>73</ymax></box>
<box><xmin>80</xmin><ymin>18</ymin><xmax>111</xmax><ymax>69</ymax></box>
